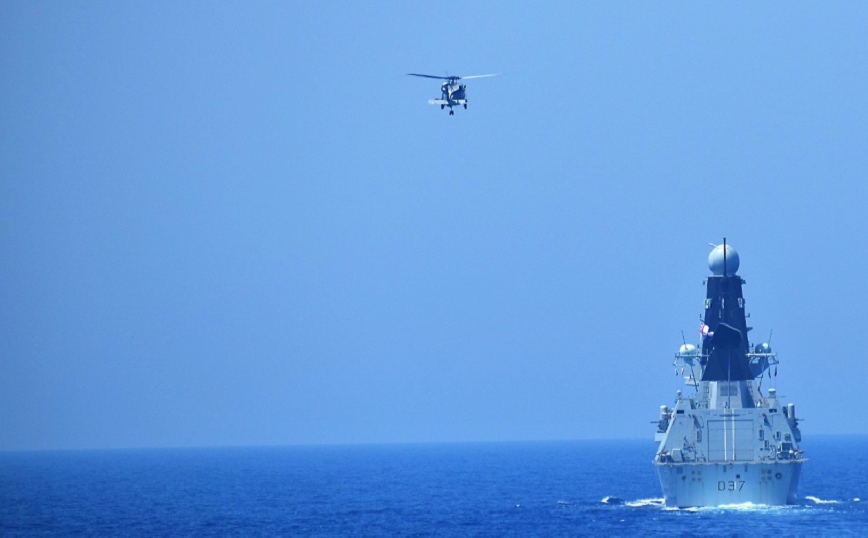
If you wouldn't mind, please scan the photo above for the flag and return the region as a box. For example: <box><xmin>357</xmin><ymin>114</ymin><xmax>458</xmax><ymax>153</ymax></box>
<box><xmin>700</xmin><ymin>322</ymin><xmax>710</xmax><ymax>339</ymax></box>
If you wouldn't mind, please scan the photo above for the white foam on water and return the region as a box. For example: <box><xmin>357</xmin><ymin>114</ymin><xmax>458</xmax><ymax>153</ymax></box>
<box><xmin>699</xmin><ymin>502</ymin><xmax>817</xmax><ymax>514</ymax></box>
<box><xmin>624</xmin><ymin>498</ymin><xmax>665</xmax><ymax>508</ymax></box>
<box><xmin>804</xmin><ymin>496</ymin><xmax>840</xmax><ymax>505</ymax></box>
<box><xmin>612</xmin><ymin>496</ymin><xmax>853</xmax><ymax>512</ymax></box>
<box><xmin>709</xmin><ymin>502</ymin><xmax>769</xmax><ymax>510</ymax></box>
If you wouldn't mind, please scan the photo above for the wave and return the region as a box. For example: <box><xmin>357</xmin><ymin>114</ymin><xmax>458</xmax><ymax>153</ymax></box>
<box><xmin>608</xmin><ymin>498</ymin><xmax>808</xmax><ymax>512</ymax></box>
<box><xmin>603</xmin><ymin>496</ymin><xmax>853</xmax><ymax>511</ymax></box>
<box><xmin>804</xmin><ymin>496</ymin><xmax>840</xmax><ymax>505</ymax></box>
<box><xmin>624</xmin><ymin>498</ymin><xmax>665</xmax><ymax>508</ymax></box>
<box><xmin>709</xmin><ymin>502</ymin><xmax>771</xmax><ymax>510</ymax></box>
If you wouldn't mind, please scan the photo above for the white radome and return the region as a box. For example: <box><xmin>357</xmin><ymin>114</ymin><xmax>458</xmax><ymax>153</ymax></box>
<box><xmin>708</xmin><ymin>244</ymin><xmax>740</xmax><ymax>275</ymax></box>
<box><xmin>678</xmin><ymin>344</ymin><xmax>697</xmax><ymax>356</ymax></box>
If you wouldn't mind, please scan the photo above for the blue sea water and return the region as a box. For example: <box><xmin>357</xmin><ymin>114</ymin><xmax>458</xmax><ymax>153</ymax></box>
<box><xmin>2</xmin><ymin>436</ymin><xmax>866</xmax><ymax>536</ymax></box>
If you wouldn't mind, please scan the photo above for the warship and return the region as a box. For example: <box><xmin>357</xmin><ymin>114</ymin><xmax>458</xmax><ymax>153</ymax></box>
<box><xmin>653</xmin><ymin>241</ymin><xmax>804</xmax><ymax>507</ymax></box>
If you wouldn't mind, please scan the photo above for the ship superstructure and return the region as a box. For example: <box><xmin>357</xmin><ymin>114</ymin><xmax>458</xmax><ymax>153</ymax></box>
<box><xmin>653</xmin><ymin>242</ymin><xmax>804</xmax><ymax>507</ymax></box>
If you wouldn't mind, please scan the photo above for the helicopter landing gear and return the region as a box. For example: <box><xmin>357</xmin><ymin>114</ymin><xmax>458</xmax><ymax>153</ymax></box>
<box><xmin>449</xmin><ymin>110</ymin><xmax>454</xmax><ymax>116</ymax></box>
<box><xmin>464</xmin><ymin>104</ymin><xmax>467</xmax><ymax>109</ymax></box>
<box><xmin>441</xmin><ymin>105</ymin><xmax>445</xmax><ymax>110</ymax></box>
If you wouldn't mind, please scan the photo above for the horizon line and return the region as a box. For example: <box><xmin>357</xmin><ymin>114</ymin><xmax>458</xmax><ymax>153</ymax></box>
<box><xmin>3</xmin><ymin>433</ymin><xmax>867</xmax><ymax>454</ymax></box>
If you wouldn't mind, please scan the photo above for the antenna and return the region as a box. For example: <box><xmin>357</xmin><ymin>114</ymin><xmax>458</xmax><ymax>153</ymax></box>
<box><xmin>768</xmin><ymin>329</ymin><xmax>774</xmax><ymax>345</ymax></box>
<box><xmin>724</xmin><ymin>238</ymin><xmax>731</xmax><ymax>411</ymax></box>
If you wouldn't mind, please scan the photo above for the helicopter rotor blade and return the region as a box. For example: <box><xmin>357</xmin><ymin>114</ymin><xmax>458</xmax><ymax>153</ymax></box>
<box><xmin>458</xmin><ymin>74</ymin><xmax>500</xmax><ymax>80</ymax></box>
<box><xmin>407</xmin><ymin>73</ymin><xmax>451</xmax><ymax>80</ymax></box>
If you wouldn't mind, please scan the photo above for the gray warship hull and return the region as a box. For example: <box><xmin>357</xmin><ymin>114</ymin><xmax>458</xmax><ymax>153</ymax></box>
<box><xmin>656</xmin><ymin>461</ymin><xmax>802</xmax><ymax>507</ymax></box>
<box><xmin>653</xmin><ymin>242</ymin><xmax>805</xmax><ymax>507</ymax></box>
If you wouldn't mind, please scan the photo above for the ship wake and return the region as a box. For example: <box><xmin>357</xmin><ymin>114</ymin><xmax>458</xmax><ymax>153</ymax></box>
<box><xmin>803</xmin><ymin>496</ymin><xmax>841</xmax><ymax>505</ymax></box>
<box><xmin>602</xmin><ymin>496</ymin><xmax>858</xmax><ymax>512</ymax></box>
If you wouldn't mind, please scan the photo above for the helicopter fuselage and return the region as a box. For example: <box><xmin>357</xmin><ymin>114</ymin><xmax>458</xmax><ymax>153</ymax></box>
<box><xmin>441</xmin><ymin>83</ymin><xmax>466</xmax><ymax>101</ymax></box>
<box><xmin>429</xmin><ymin>83</ymin><xmax>467</xmax><ymax>115</ymax></box>
<box><xmin>408</xmin><ymin>72</ymin><xmax>498</xmax><ymax>115</ymax></box>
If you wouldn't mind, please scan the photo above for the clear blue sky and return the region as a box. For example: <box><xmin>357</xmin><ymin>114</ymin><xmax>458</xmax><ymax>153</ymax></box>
<box><xmin>1</xmin><ymin>2</ymin><xmax>866</xmax><ymax>450</ymax></box>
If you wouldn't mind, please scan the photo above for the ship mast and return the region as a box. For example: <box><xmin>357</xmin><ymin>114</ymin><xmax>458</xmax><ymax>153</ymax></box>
<box><xmin>724</xmin><ymin>237</ymin><xmax>731</xmax><ymax>411</ymax></box>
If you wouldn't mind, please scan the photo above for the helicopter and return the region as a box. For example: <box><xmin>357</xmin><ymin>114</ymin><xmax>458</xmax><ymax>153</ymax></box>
<box><xmin>407</xmin><ymin>73</ymin><xmax>499</xmax><ymax>115</ymax></box>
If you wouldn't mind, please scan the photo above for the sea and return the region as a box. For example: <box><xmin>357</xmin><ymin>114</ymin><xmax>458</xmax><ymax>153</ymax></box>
<box><xmin>2</xmin><ymin>436</ymin><xmax>866</xmax><ymax>536</ymax></box>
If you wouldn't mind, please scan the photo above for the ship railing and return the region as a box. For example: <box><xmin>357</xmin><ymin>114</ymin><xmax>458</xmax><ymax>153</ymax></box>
<box><xmin>747</xmin><ymin>352</ymin><xmax>778</xmax><ymax>361</ymax></box>
<box><xmin>748</xmin><ymin>352</ymin><xmax>779</xmax><ymax>385</ymax></box>
<box><xmin>673</xmin><ymin>352</ymin><xmax>708</xmax><ymax>362</ymax></box>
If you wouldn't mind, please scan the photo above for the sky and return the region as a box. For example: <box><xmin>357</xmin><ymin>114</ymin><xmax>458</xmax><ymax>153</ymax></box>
<box><xmin>1</xmin><ymin>2</ymin><xmax>867</xmax><ymax>451</ymax></box>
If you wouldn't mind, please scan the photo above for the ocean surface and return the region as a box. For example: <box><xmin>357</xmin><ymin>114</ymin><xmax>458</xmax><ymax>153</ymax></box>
<box><xmin>2</xmin><ymin>436</ymin><xmax>866</xmax><ymax>536</ymax></box>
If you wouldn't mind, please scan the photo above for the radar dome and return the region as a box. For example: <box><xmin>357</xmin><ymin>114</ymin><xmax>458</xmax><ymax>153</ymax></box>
<box><xmin>755</xmin><ymin>343</ymin><xmax>772</xmax><ymax>354</ymax></box>
<box><xmin>678</xmin><ymin>344</ymin><xmax>697</xmax><ymax>356</ymax></box>
<box><xmin>708</xmin><ymin>244</ymin><xmax>740</xmax><ymax>276</ymax></box>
